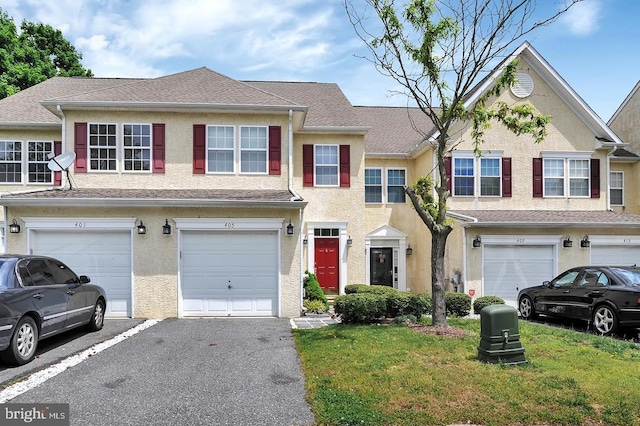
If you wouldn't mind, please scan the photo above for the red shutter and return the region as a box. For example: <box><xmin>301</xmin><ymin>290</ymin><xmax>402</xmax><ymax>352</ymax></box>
<box><xmin>533</xmin><ymin>158</ymin><xmax>543</xmax><ymax>197</ymax></box>
<box><xmin>152</xmin><ymin>123</ymin><xmax>165</xmax><ymax>173</ymax></box>
<box><xmin>502</xmin><ymin>157</ymin><xmax>512</xmax><ymax>197</ymax></box>
<box><xmin>303</xmin><ymin>144</ymin><xmax>314</xmax><ymax>187</ymax></box>
<box><xmin>53</xmin><ymin>141</ymin><xmax>62</xmax><ymax>185</ymax></box>
<box><xmin>74</xmin><ymin>122</ymin><xmax>87</xmax><ymax>173</ymax></box>
<box><xmin>340</xmin><ymin>145</ymin><xmax>350</xmax><ymax>188</ymax></box>
<box><xmin>590</xmin><ymin>158</ymin><xmax>600</xmax><ymax>198</ymax></box>
<box><xmin>193</xmin><ymin>124</ymin><xmax>206</xmax><ymax>174</ymax></box>
<box><xmin>444</xmin><ymin>157</ymin><xmax>452</xmax><ymax>193</ymax></box>
<box><xmin>268</xmin><ymin>126</ymin><xmax>281</xmax><ymax>175</ymax></box>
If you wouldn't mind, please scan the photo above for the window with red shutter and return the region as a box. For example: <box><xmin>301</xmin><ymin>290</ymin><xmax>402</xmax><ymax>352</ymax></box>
<box><xmin>152</xmin><ymin>123</ymin><xmax>165</xmax><ymax>173</ymax></box>
<box><xmin>590</xmin><ymin>158</ymin><xmax>600</xmax><ymax>198</ymax></box>
<box><xmin>53</xmin><ymin>141</ymin><xmax>62</xmax><ymax>185</ymax></box>
<box><xmin>502</xmin><ymin>157</ymin><xmax>512</xmax><ymax>197</ymax></box>
<box><xmin>269</xmin><ymin>126</ymin><xmax>281</xmax><ymax>175</ymax></box>
<box><xmin>340</xmin><ymin>145</ymin><xmax>350</xmax><ymax>187</ymax></box>
<box><xmin>532</xmin><ymin>158</ymin><xmax>543</xmax><ymax>197</ymax></box>
<box><xmin>74</xmin><ymin>122</ymin><xmax>87</xmax><ymax>173</ymax></box>
<box><xmin>303</xmin><ymin>144</ymin><xmax>314</xmax><ymax>187</ymax></box>
<box><xmin>193</xmin><ymin>124</ymin><xmax>206</xmax><ymax>174</ymax></box>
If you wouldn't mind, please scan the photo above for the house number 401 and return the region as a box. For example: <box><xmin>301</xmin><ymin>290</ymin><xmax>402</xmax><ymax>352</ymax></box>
<box><xmin>75</xmin><ymin>222</ymin><xmax>86</xmax><ymax>228</ymax></box>
<box><xmin>516</xmin><ymin>238</ymin><xmax>525</xmax><ymax>243</ymax></box>
<box><xmin>224</xmin><ymin>223</ymin><xmax>235</xmax><ymax>229</ymax></box>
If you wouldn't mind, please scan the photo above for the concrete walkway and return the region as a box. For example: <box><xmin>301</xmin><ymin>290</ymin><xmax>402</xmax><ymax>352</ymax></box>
<box><xmin>290</xmin><ymin>314</ymin><xmax>340</xmax><ymax>329</ymax></box>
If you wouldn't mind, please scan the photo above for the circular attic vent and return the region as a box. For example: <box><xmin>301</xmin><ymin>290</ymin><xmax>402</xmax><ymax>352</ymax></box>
<box><xmin>510</xmin><ymin>73</ymin><xmax>534</xmax><ymax>98</ymax></box>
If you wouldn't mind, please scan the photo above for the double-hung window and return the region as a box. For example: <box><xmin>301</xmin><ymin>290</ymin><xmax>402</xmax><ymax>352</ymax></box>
<box><xmin>610</xmin><ymin>171</ymin><xmax>623</xmax><ymax>205</ymax></box>
<box><xmin>28</xmin><ymin>141</ymin><xmax>54</xmax><ymax>183</ymax></box>
<box><xmin>123</xmin><ymin>124</ymin><xmax>151</xmax><ymax>172</ymax></box>
<box><xmin>207</xmin><ymin>125</ymin><xmax>235</xmax><ymax>173</ymax></box>
<box><xmin>89</xmin><ymin>124</ymin><xmax>117</xmax><ymax>171</ymax></box>
<box><xmin>365</xmin><ymin>168</ymin><xmax>382</xmax><ymax>203</ymax></box>
<box><xmin>0</xmin><ymin>141</ymin><xmax>22</xmax><ymax>183</ymax></box>
<box><xmin>480</xmin><ymin>158</ymin><xmax>501</xmax><ymax>196</ymax></box>
<box><xmin>453</xmin><ymin>157</ymin><xmax>475</xmax><ymax>196</ymax></box>
<box><xmin>542</xmin><ymin>157</ymin><xmax>591</xmax><ymax>197</ymax></box>
<box><xmin>240</xmin><ymin>126</ymin><xmax>267</xmax><ymax>173</ymax></box>
<box><xmin>387</xmin><ymin>169</ymin><xmax>406</xmax><ymax>203</ymax></box>
<box><xmin>315</xmin><ymin>145</ymin><xmax>338</xmax><ymax>186</ymax></box>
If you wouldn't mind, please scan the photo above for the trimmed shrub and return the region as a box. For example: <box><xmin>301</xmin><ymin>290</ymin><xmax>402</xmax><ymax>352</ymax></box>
<box><xmin>420</xmin><ymin>293</ymin><xmax>433</xmax><ymax>315</ymax></box>
<box><xmin>334</xmin><ymin>293</ymin><xmax>387</xmax><ymax>324</ymax></box>
<box><xmin>473</xmin><ymin>296</ymin><xmax>506</xmax><ymax>314</ymax></box>
<box><xmin>345</xmin><ymin>284</ymin><xmax>398</xmax><ymax>296</ymax></box>
<box><xmin>303</xmin><ymin>272</ymin><xmax>329</xmax><ymax>311</ymax></box>
<box><xmin>445</xmin><ymin>292</ymin><xmax>472</xmax><ymax>317</ymax></box>
<box><xmin>303</xmin><ymin>299</ymin><xmax>327</xmax><ymax>314</ymax></box>
<box><xmin>393</xmin><ymin>314</ymin><xmax>418</xmax><ymax>325</ymax></box>
<box><xmin>387</xmin><ymin>292</ymin><xmax>428</xmax><ymax>318</ymax></box>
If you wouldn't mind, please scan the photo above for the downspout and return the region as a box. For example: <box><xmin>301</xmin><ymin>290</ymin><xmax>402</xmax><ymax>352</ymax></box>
<box><xmin>56</xmin><ymin>105</ymin><xmax>66</xmax><ymax>189</ymax></box>
<box><xmin>288</xmin><ymin>109</ymin><xmax>301</xmax><ymax>201</ymax></box>
<box><xmin>288</xmin><ymin>109</ymin><xmax>305</xmax><ymax>314</ymax></box>
<box><xmin>605</xmin><ymin>146</ymin><xmax>616</xmax><ymax>211</ymax></box>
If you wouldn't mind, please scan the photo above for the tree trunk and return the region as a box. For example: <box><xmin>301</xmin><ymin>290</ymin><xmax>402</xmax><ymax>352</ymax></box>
<box><xmin>431</xmin><ymin>228</ymin><xmax>450</xmax><ymax>327</ymax></box>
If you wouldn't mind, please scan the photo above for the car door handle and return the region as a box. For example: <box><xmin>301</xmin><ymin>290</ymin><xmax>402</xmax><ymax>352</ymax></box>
<box><xmin>33</xmin><ymin>293</ymin><xmax>44</xmax><ymax>300</ymax></box>
<box><xmin>67</xmin><ymin>290</ymin><xmax>75</xmax><ymax>295</ymax></box>
<box><xmin>563</xmin><ymin>290</ymin><xmax>570</xmax><ymax>293</ymax></box>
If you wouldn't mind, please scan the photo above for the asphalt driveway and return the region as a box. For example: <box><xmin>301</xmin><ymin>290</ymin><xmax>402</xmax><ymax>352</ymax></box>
<box><xmin>4</xmin><ymin>318</ymin><xmax>315</xmax><ymax>426</ymax></box>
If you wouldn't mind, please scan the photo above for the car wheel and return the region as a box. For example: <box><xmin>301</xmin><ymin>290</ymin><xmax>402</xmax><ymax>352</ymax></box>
<box><xmin>519</xmin><ymin>296</ymin><xmax>536</xmax><ymax>320</ymax></box>
<box><xmin>592</xmin><ymin>305</ymin><xmax>618</xmax><ymax>336</ymax></box>
<box><xmin>86</xmin><ymin>299</ymin><xmax>105</xmax><ymax>332</ymax></box>
<box><xmin>0</xmin><ymin>316</ymin><xmax>38</xmax><ymax>366</ymax></box>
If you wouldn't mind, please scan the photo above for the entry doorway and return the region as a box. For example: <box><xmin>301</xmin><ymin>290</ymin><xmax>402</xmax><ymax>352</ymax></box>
<box><xmin>370</xmin><ymin>247</ymin><xmax>394</xmax><ymax>286</ymax></box>
<box><xmin>315</xmin><ymin>237</ymin><xmax>339</xmax><ymax>292</ymax></box>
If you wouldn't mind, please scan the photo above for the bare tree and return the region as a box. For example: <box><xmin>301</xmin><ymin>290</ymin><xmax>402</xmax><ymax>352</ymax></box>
<box><xmin>345</xmin><ymin>0</ymin><xmax>582</xmax><ymax>327</ymax></box>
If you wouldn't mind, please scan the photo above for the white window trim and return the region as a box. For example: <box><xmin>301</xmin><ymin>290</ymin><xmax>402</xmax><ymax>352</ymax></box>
<box><xmin>479</xmin><ymin>157</ymin><xmax>502</xmax><ymax>197</ymax></box>
<box><xmin>452</xmin><ymin>152</ymin><xmax>505</xmax><ymax>198</ymax></box>
<box><xmin>0</xmin><ymin>139</ymin><xmax>24</xmax><ymax>185</ymax></box>
<box><xmin>88</xmin><ymin>123</ymin><xmax>119</xmax><ymax>173</ymax></box>
<box><xmin>314</xmin><ymin>144</ymin><xmax>339</xmax><ymax>187</ymax></box>
<box><xmin>542</xmin><ymin>157</ymin><xmax>591</xmax><ymax>199</ymax></box>
<box><xmin>206</xmin><ymin>124</ymin><xmax>236</xmax><ymax>175</ymax></box>
<box><xmin>610</xmin><ymin>170</ymin><xmax>624</xmax><ymax>206</ymax></box>
<box><xmin>365</xmin><ymin>167</ymin><xmax>383</xmax><ymax>204</ymax></box>
<box><xmin>452</xmin><ymin>155</ymin><xmax>475</xmax><ymax>197</ymax></box>
<box><xmin>239</xmin><ymin>125</ymin><xmax>268</xmax><ymax>175</ymax></box>
<box><xmin>121</xmin><ymin>123</ymin><xmax>153</xmax><ymax>174</ymax></box>
<box><xmin>386</xmin><ymin>167</ymin><xmax>407</xmax><ymax>204</ymax></box>
<box><xmin>27</xmin><ymin>140</ymin><xmax>55</xmax><ymax>185</ymax></box>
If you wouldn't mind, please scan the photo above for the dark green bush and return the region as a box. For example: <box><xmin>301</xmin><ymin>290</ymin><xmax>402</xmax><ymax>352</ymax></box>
<box><xmin>473</xmin><ymin>296</ymin><xmax>505</xmax><ymax>314</ymax></box>
<box><xmin>445</xmin><ymin>292</ymin><xmax>471</xmax><ymax>317</ymax></box>
<box><xmin>387</xmin><ymin>292</ymin><xmax>428</xmax><ymax>318</ymax></box>
<box><xmin>393</xmin><ymin>314</ymin><xmax>418</xmax><ymax>325</ymax></box>
<box><xmin>420</xmin><ymin>293</ymin><xmax>432</xmax><ymax>314</ymax></box>
<box><xmin>345</xmin><ymin>284</ymin><xmax>398</xmax><ymax>295</ymax></box>
<box><xmin>334</xmin><ymin>293</ymin><xmax>387</xmax><ymax>324</ymax></box>
<box><xmin>303</xmin><ymin>272</ymin><xmax>329</xmax><ymax>311</ymax></box>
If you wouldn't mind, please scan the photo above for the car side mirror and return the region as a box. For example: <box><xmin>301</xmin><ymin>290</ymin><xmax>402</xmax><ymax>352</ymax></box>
<box><xmin>79</xmin><ymin>275</ymin><xmax>91</xmax><ymax>284</ymax></box>
<box><xmin>542</xmin><ymin>280</ymin><xmax>550</xmax><ymax>288</ymax></box>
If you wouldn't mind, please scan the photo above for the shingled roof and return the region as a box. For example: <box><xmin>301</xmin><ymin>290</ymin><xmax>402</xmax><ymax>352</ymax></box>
<box><xmin>449</xmin><ymin>210</ymin><xmax>640</xmax><ymax>227</ymax></box>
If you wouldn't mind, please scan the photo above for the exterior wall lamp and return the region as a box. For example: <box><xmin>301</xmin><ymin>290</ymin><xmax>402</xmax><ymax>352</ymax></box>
<box><xmin>581</xmin><ymin>235</ymin><xmax>590</xmax><ymax>248</ymax></box>
<box><xmin>563</xmin><ymin>236</ymin><xmax>572</xmax><ymax>248</ymax></box>
<box><xmin>406</xmin><ymin>244</ymin><xmax>413</xmax><ymax>255</ymax></box>
<box><xmin>286</xmin><ymin>221</ymin><xmax>294</xmax><ymax>236</ymax></box>
<box><xmin>472</xmin><ymin>235</ymin><xmax>481</xmax><ymax>248</ymax></box>
<box><xmin>347</xmin><ymin>236</ymin><xmax>353</xmax><ymax>246</ymax></box>
<box><xmin>137</xmin><ymin>221</ymin><xmax>147</xmax><ymax>235</ymax></box>
<box><xmin>8</xmin><ymin>219</ymin><xmax>20</xmax><ymax>234</ymax></box>
<box><xmin>303</xmin><ymin>237</ymin><xmax>308</xmax><ymax>245</ymax></box>
<box><xmin>163</xmin><ymin>219</ymin><xmax>172</xmax><ymax>235</ymax></box>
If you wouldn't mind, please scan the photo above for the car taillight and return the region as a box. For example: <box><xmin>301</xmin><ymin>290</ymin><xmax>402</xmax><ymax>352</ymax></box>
<box><xmin>637</xmin><ymin>297</ymin><xmax>640</xmax><ymax>305</ymax></box>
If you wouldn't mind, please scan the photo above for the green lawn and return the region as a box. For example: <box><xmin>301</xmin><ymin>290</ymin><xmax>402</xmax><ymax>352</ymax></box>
<box><xmin>294</xmin><ymin>318</ymin><xmax>640</xmax><ymax>426</ymax></box>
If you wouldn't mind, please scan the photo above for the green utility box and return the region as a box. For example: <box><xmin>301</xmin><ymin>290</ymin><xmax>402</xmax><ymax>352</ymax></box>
<box><xmin>477</xmin><ymin>305</ymin><xmax>526</xmax><ymax>365</ymax></box>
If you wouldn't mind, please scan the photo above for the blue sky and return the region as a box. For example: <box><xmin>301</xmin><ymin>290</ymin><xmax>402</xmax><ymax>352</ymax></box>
<box><xmin>3</xmin><ymin>0</ymin><xmax>638</xmax><ymax>121</ymax></box>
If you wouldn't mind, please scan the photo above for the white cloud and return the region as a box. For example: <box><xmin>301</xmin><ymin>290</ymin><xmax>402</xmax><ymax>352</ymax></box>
<box><xmin>560</xmin><ymin>0</ymin><xmax>601</xmax><ymax>36</ymax></box>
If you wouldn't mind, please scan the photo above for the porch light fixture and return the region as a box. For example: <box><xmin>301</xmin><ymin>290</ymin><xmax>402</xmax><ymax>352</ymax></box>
<box><xmin>137</xmin><ymin>221</ymin><xmax>147</xmax><ymax>235</ymax></box>
<box><xmin>347</xmin><ymin>236</ymin><xmax>353</xmax><ymax>246</ymax></box>
<box><xmin>406</xmin><ymin>245</ymin><xmax>413</xmax><ymax>256</ymax></box>
<box><xmin>472</xmin><ymin>235</ymin><xmax>481</xmax><ymax>248</ymax></box>
<box><xmin>563</xmin><ymin>236</ymin><xmax>572</xmax><ymax>248</ymax></box>
<box><xmin>286</xmin><ymin>221</ymin><xmax>294</xmax><ymax>236</ymax></box>
<box><xmin>162</xmin><ymin>219</ymin><xmax>172</xmax><ymax>235</ymax></box>
<box><xmin>303</xmin><ymin>237</ymin><xmax>308</xmax><ymax>245</ymax></box>
<box><xmin>8</xmin><ymin>219</ymin><xmax>20</xmax><ymax>234</ymax></box>
<box><xmin>581</xmin><ymin>235</ymin><xmax>590</xmax><ymax>248</ymax></box>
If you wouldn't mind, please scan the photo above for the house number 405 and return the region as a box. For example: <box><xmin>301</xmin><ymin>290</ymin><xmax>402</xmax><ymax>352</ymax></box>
<box><xmin>224</xmin><ymin>223</ymin><xmax>235</xmax><ymax>229</ymax></box>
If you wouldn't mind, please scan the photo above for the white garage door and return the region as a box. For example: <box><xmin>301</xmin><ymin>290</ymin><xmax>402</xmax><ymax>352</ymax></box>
<box><xmin>590</xmin><ymin>245</ymin><xmax>640</xmax><ymax>266</ymax></box>
<box><xmin>181</xmin><ymin>231</ymin><xmax>278</xmax><ymax>317</ymax></box>
<box><xmin>32</xmin><ymin>230</ymin><xmax>132</xmax><ymax>318</ymax></box>
<box><xmin>483</xmin><ymin>245</ymin><xmax>555</xmax><ymax>308</ymax></box>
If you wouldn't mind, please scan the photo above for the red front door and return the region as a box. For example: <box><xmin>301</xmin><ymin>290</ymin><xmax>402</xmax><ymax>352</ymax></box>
<box><xmin>315</xmin><ymin>238</ymin><xmax>339</xmax><ymax>291</ymax></box>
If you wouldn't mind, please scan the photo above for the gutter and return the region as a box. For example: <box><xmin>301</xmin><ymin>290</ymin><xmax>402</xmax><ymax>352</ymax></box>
<box><xmin>0</xmin><ymin>198</ymin><xmax>308</xmax><ymax>208</ymax></box>
<box><xmin>461</xmin><ymin>221</ymin><xmax>640</xmax><ymax>229</ymax></box>
<box><xmin>41</xmin><ymin>100</ymin><xmax>309</xmax><ymax>113</ymax></box>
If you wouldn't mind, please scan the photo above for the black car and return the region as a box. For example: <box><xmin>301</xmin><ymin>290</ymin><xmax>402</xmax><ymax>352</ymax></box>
<box><xmin>0</xmin><ymin>255</ymin><xmax>107</xmax><ymax>365</ymax></box>
<box><xmin>517</xmin><ymin>266</ymin><xmax>640</xmax><ymax>335</ymax></box>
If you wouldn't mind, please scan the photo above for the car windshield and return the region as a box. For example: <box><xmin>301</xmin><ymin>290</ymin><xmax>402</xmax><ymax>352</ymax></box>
<box><xmin>610</xmin><ymin>268</ymin><xmax>640</xmax><ymax>287</ymax></box>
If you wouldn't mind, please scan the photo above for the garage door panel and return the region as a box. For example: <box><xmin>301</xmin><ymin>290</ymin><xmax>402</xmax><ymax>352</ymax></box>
<box><xmin>181</xmin><ymin>231</ymin><xmax>278</xmax><ymax>317</ymax></box>
<box><xmin>590</xmin><ymin>245</ymin><xmax>640</xmax><ymax>266</ymax></box>
<box><xmin>484</xmin><ymin>245</ymin><xmax>555</xmax><ymax>308</ymax></box>
<box><xmin>32</xmin><ymin>230</ymin><xmax>132</xmax><ymax>318</ymax></box>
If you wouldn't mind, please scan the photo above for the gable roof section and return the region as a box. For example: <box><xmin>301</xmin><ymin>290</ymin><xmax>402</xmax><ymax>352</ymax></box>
<box><xmin>463</xmin><ymin>41</ymin><xmax>622</xmax><ymax>146</ymax></box>
<box><xmin>608</xmin><ymin>80</ymin><xmax>640</xmax><ymax>125</ymax></box>
<box><xmin>41</xmin><ymin>67</ymin><xmax>303</xmax><ymax>112</ymax></box>
<box><xmin>0</xmin><ymin>77</ymin><xmax>140</xmax><ymax>126</ymax></box>
<box><xmin>354</xmin><ymin>106</ymin><xmax>436</xmax><ymax>156</ymax></box>
<box><xmin>246</xmin><ymin>80</ymin><xmax>363</xmax><ymax>129</ymax></box>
